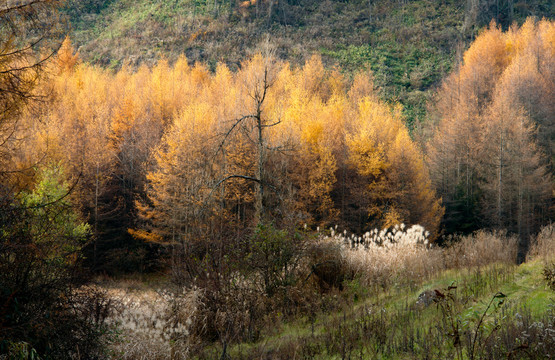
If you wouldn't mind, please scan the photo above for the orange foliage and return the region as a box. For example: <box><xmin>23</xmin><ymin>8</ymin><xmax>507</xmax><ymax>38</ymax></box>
<box><xmin>428</xmin><ymin>18</ymin><xmax>553</xmax><ymax>236</ymax></box>
<box><xmin>14</xmin><ymin>43</ymin><xmax>444</xmax><ymax>243</ymax></box>
<box><xmin>56</xmin><ymin>36</ymin><xmax>80</xmax><ymax>73</ymax></box>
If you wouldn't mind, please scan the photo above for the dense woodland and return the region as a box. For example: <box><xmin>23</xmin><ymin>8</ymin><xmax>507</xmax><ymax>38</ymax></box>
<box><xmin>0</xmin><ymin>0</ymin><xmax>554</xmax><ymax>359</ymax></box>
<box><xmin>8</xmin><ymin>19</ymin><xmax>552</xmax><ymax>271</ymax></box>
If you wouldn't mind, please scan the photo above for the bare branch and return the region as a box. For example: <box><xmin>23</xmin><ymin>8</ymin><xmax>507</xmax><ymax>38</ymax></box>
<box><xmin>214</xmin><ymin>174</ymin><xmax>262</xmax><ymax>187</ymax></box>
<box><xmin>261</xmin><ymin>118</ymin><xmax>281</xmax><ymax>128</ymax></box>
<box><xmin>213</xmin><ymin>114</ymin><xmax>257</xmax><ymax>157</ymax></box>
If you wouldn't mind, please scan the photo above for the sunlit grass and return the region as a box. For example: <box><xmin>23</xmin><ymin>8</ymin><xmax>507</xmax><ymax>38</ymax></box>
<box><xmin>196</xmin><ymin>260</ymin><xmax>552</xmax><ymax>359</ymax></box>
<box><xmin>99</xmin><ymin>226</ymin><xmax>554</xmax><ymax>359</ymax></box>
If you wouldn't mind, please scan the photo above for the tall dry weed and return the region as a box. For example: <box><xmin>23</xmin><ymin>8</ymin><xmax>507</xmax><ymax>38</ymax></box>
<box><xmin>528</xmin><ymin>224</ymin><xmax>555</xmax><ymax>261</ymax></box>
<box><xmin>442</xmin><ymin>230</ymin><xmax>520</xmax><ymax>268</ymax></box>
<box><xmin>320</xmin><ymin>224</ymin><xmax>442</xmax><ymax>287</ymax></box>
<box><xmin>319</xmin><ymin>225</ymin><xmax>524</xmax><ymax>289</ymax></box>
<box><xmin>105</xmin><ymin>286</ymin><xmax>203</xmax><ymax>360</ymax></box>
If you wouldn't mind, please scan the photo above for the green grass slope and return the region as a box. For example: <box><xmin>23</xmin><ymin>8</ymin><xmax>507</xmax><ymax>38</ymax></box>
<box><xmin>197</xmin><ymin>261</ymin><xmax>554</xmax><ymax>359</ymax></box>
<box><xmin>62</xmin><ymin>0</ymin><xmax>554</xmax><ymax>127</ymax></box>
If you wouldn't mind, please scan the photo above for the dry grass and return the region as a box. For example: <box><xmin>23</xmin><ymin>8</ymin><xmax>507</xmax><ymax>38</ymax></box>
<box><xmin>527</xmin><ymin>224</ymin><xmax>555</xmax><ymax>292</ymax></box>
<box><xmin>528</xmin><ymin>223</ymin><xmax>555</xmax><ymax>261</ymax></box>
<box><xmin>319</xmin><ymin>224</ymin><xmax>443</xmax><ymax>288</ymax></box>
<box><xmin>96</xmin><ymin>225</ymin><xmax>539</xmax><ymax>358</ymax></box>
<box><xmin>103</xmin><ymin>286</ymin><xmax>203</xmax><ymax>360</ymax></box>
<box><xmin>317</xmin><ymin>225</ymin><xmax>522</xmax><ymax>289</ymax></box>
<box><xmin>442</xmin><ymin>230</ymin><xmax>520</xmax><ymax>269</ymax></box>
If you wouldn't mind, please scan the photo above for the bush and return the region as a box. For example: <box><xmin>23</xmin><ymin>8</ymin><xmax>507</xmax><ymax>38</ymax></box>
<box><xmin>168</xmin><ymin>222</ymin><xmax>322</xmax><ymax>355</ymax></box>
<box><xmin>245</xmin><ymin>223</ymin><xmax>307</xmax><ymax>297</ymax></box>
<box><xmin>307</xmin><ymin>236</ymin><xmax>347</xmax><ymax>291</ymax></box>
<box><xmin>0</xmin><ymin>165</ymin><xmax>114</xmax><ymax>359</ymax></box>
<box><xmin>483</xmin><ymin>307</ymin><xmax>555</xmax><ymax>359</ymax></box>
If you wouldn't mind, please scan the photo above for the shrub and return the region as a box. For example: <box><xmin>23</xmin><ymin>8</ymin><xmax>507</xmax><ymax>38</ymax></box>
<box><xmin>168</xmin><ymin>222</ymin><xmax>319</xmax><ymax>355</ymax></box>
<box><xmin>483</xmin><ymin>307</ymin><xmax>555</xmax><ymax>359</ymax></box>
<box><xmin>0</xmin><ymin>165</ymin><xmax>113</xmax><ymax>359</ymax></box>
<box><xmin>245</xmin><ymin>223</ymin><xmax>307</xmax><ymax>297</ymax></box>
<box><xmin>307</xmin><ymin>236</ymin><xmax>347</xmax><ymax>291</ymax></box>
<box><xmin>543</xmin><ymin>262</ymin><xmax>555</xmax><ymax>291</ymax></box>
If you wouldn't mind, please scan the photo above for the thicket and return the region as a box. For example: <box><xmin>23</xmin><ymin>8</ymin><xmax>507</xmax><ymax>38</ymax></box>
<box><xmin>0</xmin><ymin>166</ymin><xmax>114</xmax><ymax>358</ymax></box>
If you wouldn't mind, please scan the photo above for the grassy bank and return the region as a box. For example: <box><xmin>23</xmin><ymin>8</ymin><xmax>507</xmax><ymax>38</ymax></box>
<box><xmin>197</xmin><ymin>260</ymin><xmax>553</xmax><ymax>359</ymax></box>
<box><xmin>101</xmin><ymin>227</ymin><xmax>555</xmax><ymax>359</ymax></box>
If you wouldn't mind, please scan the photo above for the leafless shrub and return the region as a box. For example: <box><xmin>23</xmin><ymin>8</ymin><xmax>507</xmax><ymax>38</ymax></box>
<box><xmin>484</xmin><ymin>308</ymin><xmax>555</xmax><ymax>359</ymax></box>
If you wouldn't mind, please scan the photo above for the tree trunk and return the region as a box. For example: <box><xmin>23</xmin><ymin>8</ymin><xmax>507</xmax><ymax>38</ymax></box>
<box><xmin>255</xmin><ymin>105</ymin><xmax>265</xmax><ymax>222</ymax></box>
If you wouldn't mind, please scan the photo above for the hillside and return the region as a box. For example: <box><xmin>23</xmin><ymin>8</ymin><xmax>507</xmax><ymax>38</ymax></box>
<box><xmin>99</xmin><ymin>230</ymin><xmax>555</xmax><ymax>359</ymax></box>
<box><xmin>1</xmin><ymin>2</ymin><xmax>554</xmax><ymax>358</ymax></box>
<box><xmin>62</xmin><ymin>0</ymin><xmax>554</xmax><ymax>127</ymax></box>
<box><xmin>199</xmin><ymin>260</ymin><xmax>555</xmax><ymax>359</ymax></box>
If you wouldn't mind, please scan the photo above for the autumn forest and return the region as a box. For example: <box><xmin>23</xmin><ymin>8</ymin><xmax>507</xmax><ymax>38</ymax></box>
<box><xmin>1</xmin><ymin>0</ymin><xmax>554</xmax><ymax>359</ymax></box>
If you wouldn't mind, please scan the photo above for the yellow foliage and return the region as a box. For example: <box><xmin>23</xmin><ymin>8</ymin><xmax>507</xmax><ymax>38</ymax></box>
<box><xmin>13</xmin><ymin>51</ymin><xmax>444</xmax><ymax>242</ymax></box>
<box><xmin>128</xmin><ymin>228</ymin><xmax>164</xmax><ymax>244</ymax></box>
<box><xmin>428</xmin><ymin>18</ymin><xmax>553</xmax><ymax>237</ymax></box>
<box><xmin>56</xmin><ymin>36</ymin><xmax>79</xmax><ymax>73</ymax></box>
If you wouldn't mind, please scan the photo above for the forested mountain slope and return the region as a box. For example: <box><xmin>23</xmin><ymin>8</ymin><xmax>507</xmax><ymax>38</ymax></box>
<box><xmin>1</xmin><ymin>3</ymin><xmax>554</xmax><ymax>358</ymax></box>
<box><xmin>63</xmin><ymin>0</ymin><xmax>554</xmax><ymax>126</ymax></box>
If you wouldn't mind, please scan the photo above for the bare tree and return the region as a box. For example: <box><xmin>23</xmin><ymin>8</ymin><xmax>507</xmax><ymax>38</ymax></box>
<box><xmin>215</xmin><ymin>48</ymin><xmax>283</xmax><ymax>223</ymax></box>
